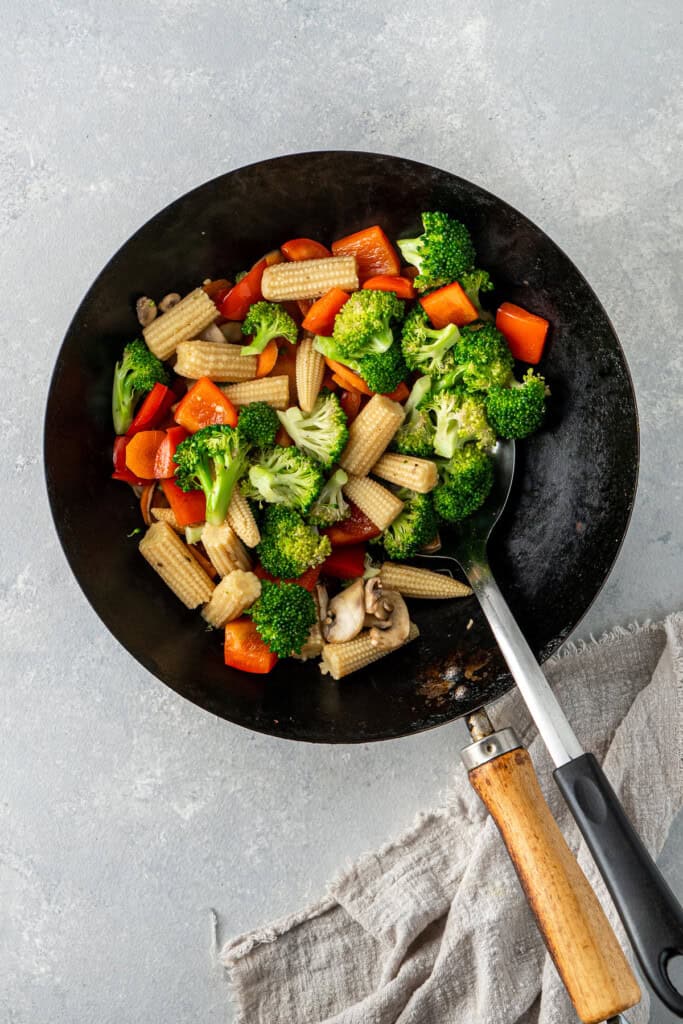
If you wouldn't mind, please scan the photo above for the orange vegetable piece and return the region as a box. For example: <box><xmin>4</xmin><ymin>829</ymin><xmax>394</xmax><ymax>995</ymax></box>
<box><xmin>323</xmin><ymin>358</ymin><xmax>373</xmax><ymax>396</ymax></box>
<box><xmin>202</xmin><ymin>278</ymin><xmax>232</xmax><ymax>300</ymax></box>
<box><xmin>281</xmin><ymin>237</ymin><xmax>331</xmax><ymax>261</ymax></box>
<box><xmin>362</xmin><ymin>275</ymin><xmax>416</xmax><ymax>300</ymax></box>
<box><xmin>339</xmin><ymin>389</ymin><xmax>361</xmax><ymax>423</ymax></box>
<box><xmin>224</xmin><ymin>618</ymin><xmax>278</xmax><ymax>674</ymax></box>
<box><xmin>256</xmin><ymin>339</ymin><xmax>279</xmax><ymax>378</ymax></box>
<box><xmin>273</xmin><ymin>343</ymin><xmax>298</xmax><ymax>396</ymax></box>
<box><xmin>124</xmin><ymin>430</ymin><xmax>166</xmax><ymax>479</ymax></box>
<box><xmin>419</xmin><ymin>282</ymin><xmax>478</xmax><ymax>329</ymax></box>
<box><xmin>160</xmin><ymin>478</ymin><xmax>206</xmax><ymax>528</ymax></box>
<box><xmin>174</xmin><ymin>377</ymin><xmax>238</xmax><ymax>433</ymax></box>
<box><xmin>301</xmin><ymin>288</ymin><xmax>350</xmax><ymax>336</ymax></box>
<box><xmin>253</xmin><ymin>563</ymin><xmax>321</xmax><ymax>592</ymax></box>
<box><xmin>496</xmin><ymin>302</ymin><xmax>549</xmax><ymax>364</ymax></box>
<box><xmin>384</xmin><ymin>380</ymin><xmax>410</xmax><ymax>403</ymax></box>
<box><xmin>274</xmin><ymin>423</ymin><xmax>293</xmax><ymax>447</ymax></box>
<box><xmin>331</xmin><ymin>225</ymin><xmax>401</xmax><ymax>282</ymax></box>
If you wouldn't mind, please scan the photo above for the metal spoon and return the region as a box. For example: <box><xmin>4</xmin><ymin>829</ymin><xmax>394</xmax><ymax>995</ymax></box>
<box><xmin>417</xmin><ymin>439</ymin><xmax>683</xmax><ymax>1015</ymax></box>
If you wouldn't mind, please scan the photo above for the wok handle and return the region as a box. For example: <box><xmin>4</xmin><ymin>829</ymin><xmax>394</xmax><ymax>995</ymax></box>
<box><xmin>466</xmin><ymin>739</ymin><xmax>641</xmax><ymax>1024</ymax></box>
<box><xmin>555</xmin><ymin>753</ymin><xmax>683</xmax><ymax>1015</ymax></box>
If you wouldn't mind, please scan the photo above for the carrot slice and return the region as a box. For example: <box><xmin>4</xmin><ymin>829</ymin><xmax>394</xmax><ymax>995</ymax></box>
<box><xmin>124</xmin><ymin>430</ymin><xmax>166</xmax><ymax>479</ymax></box>
<box><xmin>362</xmin><ymin>275</ymin><xmax>416</xmax><ymax>300</ymax></box>
<box><xmin>281</xmin><ymin>238</ymin><xmax>331</xmax><ymax>261</ymax></box>
<box><xmin>384</xmin><ymin>380</ymin><xmax>410</xmax><ymax>403</ymax></box>
<box><xmin>256</xmin><ymin>339</ymin><xmax>279</xmax><ymax>378</ymax></box>
<box><xmin>420</xmin><ymin>282</ymin><xmax>478</xmax><ymax>328</ymax></box>
<box><xmin>189</xmin><ymin>545</ymin><xmax>219</xmax><ymax>579</ymax></box>
<box><xmin>496</xmin><ymin>302</ymin><xmax>549</xmax><ymax>364</ymax></box>
<box><xmin>301</xmin><ymin>288</ymin><xmax>349</xmax><ymax>336</ymax></box>
<box><xmin>273</xmin><ymin>343</ymin><xmax>298</xmax><ymax>396</ymax></box>
<box><xmin>324</xmin><ymin>358</ymin><xmax>373</xmax><ymax>396</ymax></box>
<box><xmin>139</xmin><ymin>482</ymin><xmax>157</xmax><ymax>526</ymax></box>
<box><xmin>174</xmin><ymin>377</ymin><xmax>238</xmax><ymax>433</ymax></box>
<box><xmin>160</xmin><ymin>478</ymin><xmax>206</xmax><ymax>528</ymax></box>
<box><xmin>331</xmin><ymin>225</ymin><xmax>401</xmax><ymax>281</ymax></box>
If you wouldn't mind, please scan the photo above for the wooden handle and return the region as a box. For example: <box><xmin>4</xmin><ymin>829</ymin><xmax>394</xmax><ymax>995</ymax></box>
<box><xmin>469</xmin><ymin>747</ymin><xmax>641</xmax><ymax>1024</ymax></box>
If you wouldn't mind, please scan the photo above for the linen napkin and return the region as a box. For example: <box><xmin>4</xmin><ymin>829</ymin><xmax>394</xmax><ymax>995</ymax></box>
<box><xmin>221</xmin><ymin>614</ymin><xmax>683</xmax><ymax>1024</ymax></box>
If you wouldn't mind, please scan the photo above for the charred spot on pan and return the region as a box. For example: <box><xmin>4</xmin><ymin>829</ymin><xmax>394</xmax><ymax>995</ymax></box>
<box><xmin>464</xmin><ymin>649</ymin><xmax>492</xmax><ymax>682</ymax></box>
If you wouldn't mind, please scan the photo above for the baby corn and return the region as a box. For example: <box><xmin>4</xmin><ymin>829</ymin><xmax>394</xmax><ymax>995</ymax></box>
<box><xmin>339</xmin><ymin>394</ymin><xmax>404</xmax><ymax>477</ymax></box>
<box><xmin>293</xmin><ymin>622</ymin><xmax>324</xmax><ymax>661</ymax></box>
<box><xmin>139</xmin><ymin>522</ymin><xmax>215</xmax><ymax>609</ymax></box>
<box><xmin>343</xmin><ymin>476</ymin><xmax>404</xmax><ymax>531</ymax></box>
<box><xmin>220</xmin><ymin>375</ymin><xmax>289</xmax><ymax>410</ymax></box>
<box><xmin>261</xmin><ymin>256</ymin><xmax>358</xmax><ymax>301</ymax></box>
<box><xmin>372</xmin><ymin>453</ymin><xmax>438</xmax><ymax>494</ymax></box>
<box><xmin>227</xmin><ymin>490</ymin><xmax>261</xmax><ymax>547</ymax></box>
<box><xmin>174</xmin><ymin>341</ymin><xmax>258</xmax><ymax>382</ymax></box>
<box><xmin>379</xmin><ymin>563</ymin><xmax>472</xmax><ymax>599</ymax></box>
<box><xmin>150</xmin><ymin>507</ymin><xmax>183</xmax><ymax>532</ymax></box>
<box><xmin>320</xmin><ymin>622</ymin><xmax>419</xmax><ymax>680</ymax></box>
<box><xmin>296</xmin><ymin>335</ymin><xmax>325</xmax><ymax>412</ymax></box>
<box><xmin>202</xmin><ymin>522</ymin><xmax>251</xmax><ymax>575</ymax></box>
<box><xmin>202</xmin><ymin>570</ymin><xmax>261</xmax><ymax>628</ymax></box>
<box><xmin>143</xmin><ymin>288</ymin><xmax>217</xmax><ymax>360</ymax></box>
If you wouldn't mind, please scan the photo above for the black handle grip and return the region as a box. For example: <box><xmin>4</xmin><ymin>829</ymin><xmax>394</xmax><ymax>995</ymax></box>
<box><xmin>554</xmin><ymin>753</ymin><xmax>683</xmax><ymax>1015</ymax></box>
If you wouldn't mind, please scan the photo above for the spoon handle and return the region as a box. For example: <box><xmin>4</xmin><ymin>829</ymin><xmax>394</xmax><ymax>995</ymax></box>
<box><xmin>468</xmin><ymin>562</ymin><xmax>683</xmax><ymax>1014</ymax></box>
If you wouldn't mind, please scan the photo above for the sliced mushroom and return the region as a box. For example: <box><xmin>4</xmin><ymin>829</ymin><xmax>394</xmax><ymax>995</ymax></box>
<box><xmin>220</xmin><ymin>321</ymin><xmax>244</xmax><ymax>343</ymax></box>
<box><xmin>369</xmin><ymin>590</ymin><xmax>410</xmax><ymax>650</ymax></box>
<box><xmin>364</xmin><ymin>577</ymin><xmax>390</xmax><ymax>620</ymax></box>
<box><xmin>158</xmin><ymin>292</ymin><xmax>181</xmax><ymax>313</ymax></box>
<box><xmin>322</xmin><ymin>579</ymin><xmax>365</xmax><ymax>644</ymax></box>
<box><xmin>199</xmin><ymin>322</ymin><xmax>226</xmax><ymax>343</ymax></box>
<box><xmin>136</xmin><ymin>296</ymin><xmax>157</xmax><ymax>327</ymax></box>
<box><xmin>314</xmin><ymin>583</ymin><xmax>329</xmax><ymax>625</ymax></box>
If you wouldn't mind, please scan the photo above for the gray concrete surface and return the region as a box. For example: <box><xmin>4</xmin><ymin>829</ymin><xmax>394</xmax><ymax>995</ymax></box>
<box><xmin>1</xmin><ymin>1</ymin><xmax>681</xmax><ymax>1021</ymax></box>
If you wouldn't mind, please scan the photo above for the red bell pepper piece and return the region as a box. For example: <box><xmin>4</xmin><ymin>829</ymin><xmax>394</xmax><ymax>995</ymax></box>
<box><xmin>160</xmin><ymin>478</ymin><xmax>206</xmax><ymax>527</ymax></box>
<box><xmin>224</xmin><ymin>618</ymin><xmax>278</xmax><ymax>674</ymax></box>
<box><xmin>331</xmin><ymin>225</ymin><xmax>401</xmax><ymax>282</ymax></box>
<box><xmin>112</xmin><ymin>435</ymin><xmax>153</xmax><ymax>486</ymax></box>
<box><xmin>203</xmin><ymin>278</ymin><xmax>232</xmax><ymax>301</ymax></box>
<box><xmin>362</xmin><ymin>275</ymin><xmax>417</xmax><ymax>300</ymax></box>
<box><xmin>126</xmin><ymin>383</ymin><xmax>175</xmax><ymax>437</ymax></box>
<box><xmin>301</xmin><ymin>287</ymin><xmax>350</xmax><ymax>336</ymax></box>
<box><xmin>281</xmin><ymin>237</ymin><xmax>331</xmax><ymax>261</ymax></box>
<box><xmin>495</xmin><ymin>302</ymin><xmax>549</xmax><ymax>364</ymax></box>
<box><xmin>339</xmin><ymin>389</ymin><xmax>362</xmax><ymax>423</ymax></box>
<box><xmin>253</xmin><ymin>563</ymin><xmax>321</xmax><ymax>592</ymax></box>
<box><xmin>174</xmin><ymin>377</ymin><xmax>238</xmax><ymax>433</ymax></box>
<box><xmin>322</xmin><ymin>503</ymin><xmax>381</xmax><ymax>546</ymax></box>
<box><xmin>218</xmin><ymin>259</ymin><xmax>267</xmax><ymax>320</ymax></box>
<box><xmin>153</xmin><ymin>426</ymin><xmax>189</xmax><ymax>479</ymax></box>
<box><xmin>321</xmin><ymin>543</ymin><xmax>366</xmax><ymax>579</ymax></box>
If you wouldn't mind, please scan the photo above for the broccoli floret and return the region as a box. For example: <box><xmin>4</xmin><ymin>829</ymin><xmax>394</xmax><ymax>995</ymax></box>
<box><xmin>400</xmin><ymin>306</ymin><xmax>461</xmax><ymax>376</ymax></box>
<box><xmin>277</xmin><ymin>392</ymin><xmax>349</xmax><ymax>468</ymax></box>
<box><xmin>376</xmin><ymin>489</ymin><xmax>438</xmax><ymax>560</ymax></box>
<box><xmin>173</xmin><ymin>425</ymin><xmax>247</xmax><ymax>526</ymax></box>
<box><xmin>241</xmin><ymin>301</ymin><xmax>298</xmax><ymax>355</ymax></box>
<box><xmin>393</xmin><ymin>376</ymin><xmax>435</xmax><ymax>457</ymax></box>
<box><xmin>256</xmin><ymin>505</ymin><xmax>331</xmax><ymax>579</ymax></box>
<box><xmin>331</xmin><ymin>289</ymin><xmax>404</xmax><ymax>359</ymax></box>
<box><xmin>460</xmin><ymin>268</ymin><xmax>494</xmax><ymax>319</ymax></box>
<box><xmin>307</xmin><ymin>468</ymin><xmax>349</xmax><ymax>527</ymax></box>
<box><xmin>245</xmin><ymin>445</ymin><xmax>324</xmax><ymax>513</ymax></box>
<box><xmin>250</xmin><ymin>580</ymin><xmax>318</xmax><ymax>657</ymax></box>
<box><xmin>485</xmin><ymin>369</ymin><xmax>547</xmax><ymax>439</ymax></box>
<box><xmin>440</xmin><ymin>323</ymin><xmax>514</xmax><ymax>392</ymax></box>
<box><xmin>237</xmin><ymin>401</ymin><xmax>280</xmax><ymax>448</ymax></box>
<box><xmin>397</xmin><ymin>212</ymin><xmax>475</xmax><ymax>292</ymax></box>
<box><xmin>422</xmin><ymin>390</ymin><xmax>495</xmax><ymax>458</ymax></box>
<box><xmin>357</xmin><ymin>341</ymin><xmax>408</xmax><ymax>394</ymax></box>
<box><xmin>111</xmin><ymin>338</ymin><xmax>169</xmax><ymax>434</ymax></box>
<box><xmin>433</xmin><ymin>446</ymin><xmax>494</xmax><ymax>523</ymax></box>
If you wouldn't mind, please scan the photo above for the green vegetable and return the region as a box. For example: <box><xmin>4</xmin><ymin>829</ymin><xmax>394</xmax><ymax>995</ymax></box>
<box><xmin>330</xmin><ymin>289</ymin><xmax>404</xmax><ymax>360</ymax></box>
<box><xmin>400</xmin><ymin>306</ymin><xmax>461</xmax><ymax>377</ymax></box>
<box><xmin>397</xmin><ymin>211</ymin><xmax>475</xmax><ymax>292</ymax></box>
<box><xmin>173</xmin><ymin>425</ymin><xmax>248</xmax><ymax>526</ymax></box>
<box><xmin>393</xmin><ymin>376</ymin><xmax>435</xmax><ymax>457</ymax></box>
<box><xmin>433</xmin><ymin>446</ymin><xmax>494</xmax><ymax>523</ymax></box>
<box><xmin>237</xmin><ymin>401</ymin><xmax>280</xmax><ymax>448</ymax></box>
<box><xmin>111</xmin><ymin>338</ymin><xmax>169</xmax><ymax>435</ymax></box>
<box><xmin>440</xmin><ymin>323</ymin><xmax>514</xmax><ymax>392</ymax></box>
<box><xmin>277</xmin><ymin>392</ymin><xmax>349</xmax><ymax>468</ymax></box>
<box><xmin>307</xmin><ymin>468</ymin><xmax>349</xmax><ymax>527</ymax></box>
<box><xmin>356</xmin><ymin>342</ymin><xmax>408</xmax><ymax>394</ymax></box>
<box><xmin>241</xmin><ymin>301</ymin><xmax>297</xmax><ymax>355</ymax></box>
<box><xmin>250</xmin><ymin>580</ymin><xmax>317</xmax><ymax>657</ymax></box>
<box><xmin>376</xmin><ymin>489</ymin><xmax>438</xmax><ymax>560</ymax></box>
<box><xmin>485</xmin><ymin>369</ymin><xmax>547</xmax><ymax>439</ymax></box>
<box><xmin>256</xmin><ymin>505</ymin><xmax>331</xmax><ymax>579</ymax></box>
<box><xmin>422</xmin><ymin>390</ymin><xmax>495</xmax><ymax>458</ymax></box>
<box><xmin>460</xmin><ymin>268</ymin><xmax>494</xmax><ymax>319</ymax></box>
<box><xmin>245</xmin><ymin>445</ymin><xmax>324</xmax><ymax>513</ymax></box>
